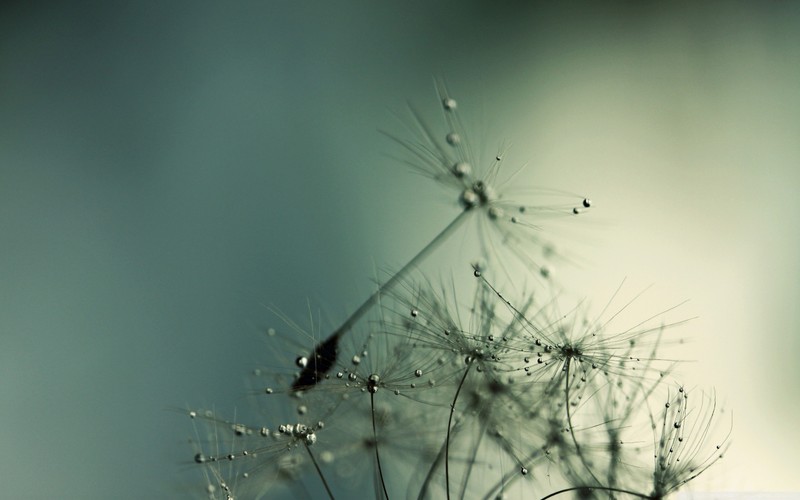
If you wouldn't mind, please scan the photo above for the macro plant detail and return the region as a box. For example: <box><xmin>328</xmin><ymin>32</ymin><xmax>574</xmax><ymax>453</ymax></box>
<box><xmin>182</xmin><ymin>81</ymin><xmax>729</xmax><ymax>500</ymax></box>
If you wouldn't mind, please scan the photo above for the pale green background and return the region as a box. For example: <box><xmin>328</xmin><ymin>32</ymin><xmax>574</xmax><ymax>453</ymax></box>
<box><xmin>1</xmin><ymin>1</ymin><xmax>798</xmax><ymax>498</ymax></box>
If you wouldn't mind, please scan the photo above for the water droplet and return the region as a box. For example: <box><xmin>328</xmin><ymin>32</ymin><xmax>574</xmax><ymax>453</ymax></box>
<box><xmin>306</xmin><ymin>433</ymin><xmax>317</xmax><ymax>445</ymax></box>
<box><xmin>296</xmin><ymin>356</ymin><xmax>308</xmax><ymax>368</ymax></box>
<box><xmin>414</xmin><ymin>369</ymin><xmax>423</xmax><ymax>377</ymax></box>
<box><xmin>260</xmin><ymin>427</ymin><xmax>269</xmax><ymax>437</ymax></box>
<box><xmin>443</xmin><ymin>98</ymin><xmax>457</xmax><ymax>111</ymax></box>
<box><xmin>665</xmin><ymin>402</ymin><xmax>670</xmax><ymax>408</ymax></box>
<box><xmin>582</xmin><ymin>198</ymin><xmax>592</xmax><ymax>208</ymax></box>
<box><xmin>473</xmin><ymin>269</ymin><xmax>481</xmax><ymax>278</ymax></box>
<box><xmin>446</xmin><ymin>132</ymin><xmax>461</xmax><ymax>145</ymax></box>
<box><xmin>320</xmin><ymin>450</ymin><xmax>334</xmax><ymax>463</ymax></box>
<box><xmin>267</xmin><ymin>328</ymin><xmax>276</xmax><ymax>337</ymax></box>
<box><xmin>540</xmin><ymin>266</ymin><xmax>552</xmax><ymax>279</ymax></box>
<box><xmin>674</xmin><ymin>422</ymin><xmax>681</xmax><ymax>429</ymax></box>
<box><xmin>348</xmin><ymin>372</ymin><xmax>357</xmax><ymax>381</ymax></box>
<box><xmin>488</xmin><ymin>206</ymin><xmax>503</xmax><ymax>220</ymax></box>
<box><xmin>194</xmin><ymin>452</ymin><xmax>206</xmax><ymax>464</ymax></box>
<box><xmin>352</xmin><ymin>354</ymin><xmax>361</xmax><ymax>365</ymax></box>
<box><xmin>368</xmin><ymin>373</ymin><xmax>380</xmax><ymax>393</ymax></box>
<box><xmin>453</xmin><ymin>161</ymin><xmax>471</xmax><ymax>178</ymax></box>
<box><xmin>488</xmin><ymin>335</ymin><xmax>495</xmax><ymax>342</ymax></box>
<box><xmin>265</xmin><ymin>387</ymin><xmax>273</xmax><ymax>394</ymax></box>
<box><xmin>298</xmin><ymin>405</ymin><xmax>308</xmax><ymax>415</ymax></box>
<box><xmin>572</xmin><ymin>207</ymin><xmax>581</xmax><ymax>215</ymax></box>
<box><xmin>410</xmin><ymin>309</ymin><xmax>418</xmax><ymax>318</ymax></box>
<box><xmin>520</xmin><ymin>467</ymin><xmax>528</xmax><ymax>475</ymax></box>
<box><xmin>461</xmin><ymin>188</ymin><xmax>479</xmax><ymax>208</ymax></box>
<box><xmin>188</xmin><ymin>411</ymin><xmax>197</xmax><ymax>419</ymax></box>
<box><xmin>511</xmin><ymin>216</ymin><xmax>518</xmax><ymax>223</ymax></box>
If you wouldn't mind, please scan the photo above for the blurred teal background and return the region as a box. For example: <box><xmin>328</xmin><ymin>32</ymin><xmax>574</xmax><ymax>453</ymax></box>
<box><xmin>1</xmin><ymin>1</ymin><xmax>798</xmax><ymax>497</ymax></box>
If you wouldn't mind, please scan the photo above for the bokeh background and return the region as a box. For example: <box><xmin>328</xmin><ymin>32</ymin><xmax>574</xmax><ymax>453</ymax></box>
<box><xmin>1</xmin><ymin>1</ymin><xmax>798</xmax><ymax>498</ymax></box>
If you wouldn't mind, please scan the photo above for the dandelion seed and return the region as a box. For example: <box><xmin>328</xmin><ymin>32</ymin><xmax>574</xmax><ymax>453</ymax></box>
<box><xmin>291</xmin><ymin>82</ymin><xmax>591</xmax><ymax>393</ymax></box>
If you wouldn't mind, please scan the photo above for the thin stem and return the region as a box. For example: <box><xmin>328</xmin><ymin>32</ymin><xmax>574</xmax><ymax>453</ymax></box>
<box><xmin>446</xmin><ymin>362</ymin><xmax>473</xmax><ymax>500</ymax></box>
<box><xmin>371</xmin><ymin>392</ymin><xmax>390</xmax><ymax>500</ymax></box>
<box><xmin>293</xmin><ymin>209</ymin><xmax>472</xmax><ymax>391</ymax></box>
<box><xmin>304</xmin><ymin>443</ymin><xmax>335</xmax><ymax>500</ymax></box>
<box><xmin>482</xmin><ymin>449</ymin><xmax>545</xmax><ymax>500</ymax></box>
<box><xmin>458</xmin><ymin>422</ymin><xmax>486</xmax><ymax>498</ymax></box>
<box><xmin>417</xmin><ymin>433</ymin><xmax>448</xmax><ymax>500</ymax></box>
<box><xmin>540</xmin><ymin>486</ymin><xmax>652</xmax><ymax>500</ymax></box>
<box><xmin>564</xmin><ymin>358</ymin><xmax>602</xmax><ymax>486</ymax></box>
<box><xmin>335</xmin><ymin>209</ymin><xmax>471</xmax><ymax>337</ymax></box>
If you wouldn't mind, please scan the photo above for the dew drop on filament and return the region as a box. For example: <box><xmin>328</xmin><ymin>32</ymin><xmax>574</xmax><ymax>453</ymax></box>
<box><xmin>446</xmin><ymin>132</ymin><xmax>461</xmax><ymax>145</ymax></box>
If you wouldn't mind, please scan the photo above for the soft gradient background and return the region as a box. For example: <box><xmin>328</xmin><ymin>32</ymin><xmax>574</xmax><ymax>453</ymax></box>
<box><xmin>1</xmin><ymin>1</ymin><xmax>798</xmax><ymax>498</ymax></box>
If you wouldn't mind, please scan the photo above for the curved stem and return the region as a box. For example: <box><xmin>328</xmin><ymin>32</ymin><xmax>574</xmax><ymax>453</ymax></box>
<box><xmin>540</xmin><ymin>486</ymin><xmax>651</xmax><ymax>500</ymax></box>
<box><xmin>371</xmin><ymin>392</ymin><xmax>390</xmax><ymax>500</ymax></box>
<box><xmin>446</xmin><ymin>362</ymin><xmax>473</xmax><ymax>500</ymax></box>
<box><xmin>304</xmin><ymin>443</ymin><xmax>335</xmax><ymax>500</ymax></box>
<box><xmin>293</xmin><ymin>210</ymin><xmax>471</xmax><ymax>391</ymax></box>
